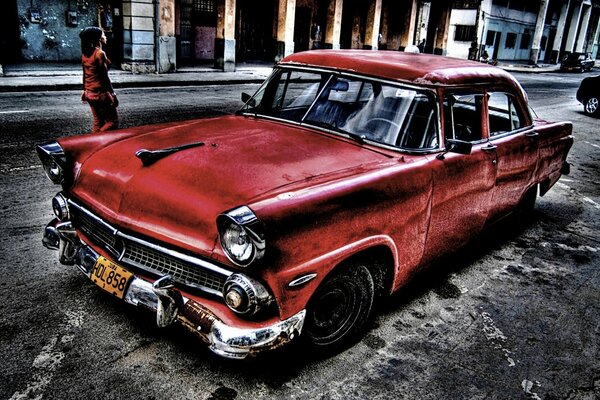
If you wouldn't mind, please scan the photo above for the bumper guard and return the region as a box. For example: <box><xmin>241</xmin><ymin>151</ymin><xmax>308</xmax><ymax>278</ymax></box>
<box><xmin>44</xmin><ymin>219</ymin><xmax>305</xmax><ymax>359</ymax></box>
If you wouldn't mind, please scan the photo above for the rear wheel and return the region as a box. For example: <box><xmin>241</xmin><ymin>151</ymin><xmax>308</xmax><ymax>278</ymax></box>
<box><xmin>519</xmin><ymin>184</ymin><xmax>538</xmax><ymax>214</ymax></box>
<box><xmin>304</xmin><ymin>263</ymin><xmax>374</xmax><ymax>353</ymax></box>
<box><xmin>584</xmin><ymin>96</ymin><xmax>600</xmax><ymax>116</ymax></box>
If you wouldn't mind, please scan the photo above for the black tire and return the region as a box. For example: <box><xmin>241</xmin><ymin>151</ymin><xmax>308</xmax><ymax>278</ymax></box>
<box><xmin>584</xmin><ymin>96</ymin><xmax>600</xmax><ymax>116</ymax></box>
<box><xmin>304</xmin><ymin>263</ymin><xmax>374</xmax><ymax>353</ymax></box>
<box><xmin>514</xmin><ymin>184</ymin><xmax>537</xmax><ymax>225</ymax></box>
<box><xmin>519</xmin><ymin>184</ymin><xmax>537</xmax><ymax>213</ymax></box>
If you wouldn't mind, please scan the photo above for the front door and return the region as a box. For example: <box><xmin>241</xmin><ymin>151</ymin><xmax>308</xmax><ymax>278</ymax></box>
<box><xmin>422</xmin><ymin>92</ymin><xmax>497</xmax><ymax>265</ymax></box>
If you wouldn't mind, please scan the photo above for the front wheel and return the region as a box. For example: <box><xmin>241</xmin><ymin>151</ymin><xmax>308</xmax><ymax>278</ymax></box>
<box><xmin>304</xmin><ymin>263</ymin><xmax>374</xmax><ymax>353</ymax></box>
<box><xmin>584</xmin><ymin>96</ymin><xmax>600</xmax><ymax>116</ymax></box>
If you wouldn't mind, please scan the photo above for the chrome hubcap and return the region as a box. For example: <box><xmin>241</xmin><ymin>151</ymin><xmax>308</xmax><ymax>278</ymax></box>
<box><xmin>585</xmin><ymin>97</ymin><xmax>598</xmax><ymax>114</ymax></box>
<box><xmin>586</xmin><ymin>98</ymin><xmax>599</xmax><ymax>114</ymax></box>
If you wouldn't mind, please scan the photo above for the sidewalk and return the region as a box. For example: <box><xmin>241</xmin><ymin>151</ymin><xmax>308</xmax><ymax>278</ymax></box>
<box><xmin>0</xmin><ymin>62</ymin><xmax>273</xmax><ymax>93</ymax></box>
<box><xmin>0</xmin><ymin>59</ymin><xmax>561</xmax><ymax>93</ymax></box>
<box><xmin>496</xmin><ymin>60</ymin><xmax>561</xmax><ymax>73</ymax></box>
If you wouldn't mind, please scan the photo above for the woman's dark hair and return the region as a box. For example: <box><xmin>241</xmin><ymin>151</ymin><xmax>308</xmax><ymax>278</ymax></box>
<box><xmin>80</xmin><ymin>27</ymin><xmax>103</xmax><ymax>57</ymax></box>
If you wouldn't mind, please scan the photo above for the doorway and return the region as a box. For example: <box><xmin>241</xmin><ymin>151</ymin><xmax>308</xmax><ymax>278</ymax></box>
<box><xmin>237</xmin><ymin>0</ymin><xmax>276</xmax><ymax>61</ymax></box>
<box><xmin>0</xmin><ymin>0</ymin><xmax>20</xmax><ymax>63</ymax></box>
<box><xmin>177</xmin><ymin>0</ymin><xmax>217</xmax><ymax>65</ymax></box>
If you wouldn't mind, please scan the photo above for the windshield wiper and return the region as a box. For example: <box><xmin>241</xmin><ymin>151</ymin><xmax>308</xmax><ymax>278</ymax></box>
<box><xmin>346</xmin><ymin>132</ymin><xmax>366</xmax><ymax>144</ymax></box>
<box><xmin>135</xmin><ymin>141</ymin><xmax>205</xmax><ymax>166</ymax></box>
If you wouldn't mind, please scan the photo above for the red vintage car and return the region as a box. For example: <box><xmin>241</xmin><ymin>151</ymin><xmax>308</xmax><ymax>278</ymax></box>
<box><xmin>37</xmin><ymin>50</ymin><xmax>573</xmax><ymax>359</ymax></box>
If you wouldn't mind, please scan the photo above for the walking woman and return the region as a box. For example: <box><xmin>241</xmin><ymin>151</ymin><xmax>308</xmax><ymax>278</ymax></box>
<box><xmin>79</xmin><ymin>26</ymin><xmax>118</xmax><ymax>132</ymax></box>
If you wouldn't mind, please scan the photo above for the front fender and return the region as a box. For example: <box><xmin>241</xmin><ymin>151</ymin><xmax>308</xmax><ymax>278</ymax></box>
<box><xmin>266</xmin><ymin>235</ymin><xmax>399</xmax><ymax>320</ymax></box>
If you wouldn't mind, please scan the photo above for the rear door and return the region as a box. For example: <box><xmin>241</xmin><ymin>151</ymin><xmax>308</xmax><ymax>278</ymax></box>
<box><xmin>485</xmin><ymin>91</ymin><xmax>538</xmax><ymax>222</ymax></box>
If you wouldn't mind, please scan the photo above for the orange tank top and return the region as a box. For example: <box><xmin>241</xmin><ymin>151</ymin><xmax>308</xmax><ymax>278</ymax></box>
<box><xmin>82</xmin><ymin>47</ymin><xmax>112</xmax><ymax>93</ymax></box>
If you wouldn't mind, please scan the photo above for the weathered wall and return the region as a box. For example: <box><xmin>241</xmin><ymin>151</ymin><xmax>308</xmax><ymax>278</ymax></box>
<box><xmin>17</xmin><ymin>0</ymin><xmax>100</xmax><ymax>61</ymax></box>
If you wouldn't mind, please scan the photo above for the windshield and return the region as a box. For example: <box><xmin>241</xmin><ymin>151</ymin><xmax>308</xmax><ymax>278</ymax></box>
<box><xmin>239</xmin><ymin>68</ymin><xmax>439</xmax><ymax>151</ymax></box>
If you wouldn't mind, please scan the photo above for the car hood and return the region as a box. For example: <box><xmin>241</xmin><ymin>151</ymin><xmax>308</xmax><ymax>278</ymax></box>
<box><xmin>72</xmin><ymin>115</ymin><xmax>391</xmax><ymax>255</ymax></box>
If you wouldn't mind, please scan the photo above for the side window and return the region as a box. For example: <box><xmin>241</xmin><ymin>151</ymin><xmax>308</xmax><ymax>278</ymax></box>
<box><xmin>488</xmin><ymin>92</ymin><xmax>526</xmax><ymax>136</ymax></box>
<box><xmin>443</xmin><ymin>93</ymin><xmax>484</xmax><ymax>142</ymax></box>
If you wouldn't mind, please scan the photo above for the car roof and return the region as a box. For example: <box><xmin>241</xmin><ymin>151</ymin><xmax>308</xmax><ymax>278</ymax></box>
<box><xmin>280</xmin><ymin>50</ymin><xmax>520</xmax><ymax>90</ymax></box>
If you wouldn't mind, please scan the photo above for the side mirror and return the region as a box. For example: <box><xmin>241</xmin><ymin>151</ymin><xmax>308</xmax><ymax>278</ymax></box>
<box><xmin>446</xmin><ymin>139</ymin><xmax>473</xmax><ymax>155</ymax></box>
<box><xmin>241</xmin><ymin>92</ymin><xmax>256</xmax><ymax>107</ymax></box>
<box><xmin>436</xmin><ymin>139</ymin><xmax>473</xmax><ymax>160</ymax></box>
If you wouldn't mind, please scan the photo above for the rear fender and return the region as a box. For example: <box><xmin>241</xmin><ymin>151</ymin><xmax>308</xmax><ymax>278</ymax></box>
<box><xmin>533</xmin><ymin>121</ymin><xmax>573</xmax><ymax>195</ymax></box>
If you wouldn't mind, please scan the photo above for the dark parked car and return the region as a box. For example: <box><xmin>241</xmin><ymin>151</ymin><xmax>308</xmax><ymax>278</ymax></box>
<box><xmin>37</xmin><ymin>50</ymin><xmax>573</xmax><ymax>359</ymax></box>
<box><xmin>576</xmin><ymin>75</ymin><xmax>600</xmax><ymax>116</ymax></box>
<box><xmin>561</xmin><ymin>52</ymin><xmax>595</xmax><ymax>72</ymax></box>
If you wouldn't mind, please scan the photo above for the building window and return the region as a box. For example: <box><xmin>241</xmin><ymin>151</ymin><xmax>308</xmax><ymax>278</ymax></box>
<box><xmin>505</xmin><ymin>33</ymin><xmax>516</xmax><ymax>49</ymax></box>
<box><xmin>453</xmin><ymin>0</ymin><xmax>479</xmax><ymax>9</ymax></box>
<box><xmin>194</xmin><ymin>0</ymin><xmax>214</xmax><ymax>13</ymax></box>
<box><xmin>455</xmin><ymin>25</ymin><xmax>477</xmax><ymax>42</ymax></box>
<box><xmin>486</xmin><ymin>30</ymin><xmax>498</xmax><ymax>46</ymax></box>
<box><xmin>520</xmin><ymin>30</ymin><xmax>531</xmax><ymax>49</ymax></box>
<box><xmin>492</xmin><ymin>0</ymin><xmax>509</xmax><ymax>7</ymax></box>
<box><xmin>507</xmin><ymin>1</ymin><xmax>539</xmax><ymax>13</ymax></box>
<box><xmin>541</xmin><ymin>36</ymin><xmax>547</xmax><ymax>49</ymax></box>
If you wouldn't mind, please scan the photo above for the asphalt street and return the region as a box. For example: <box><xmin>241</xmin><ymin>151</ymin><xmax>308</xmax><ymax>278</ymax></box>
<box><xmin>0</xmin><ymin>71</ymin><xmax>598</xmax><ymax>399</ymax></box>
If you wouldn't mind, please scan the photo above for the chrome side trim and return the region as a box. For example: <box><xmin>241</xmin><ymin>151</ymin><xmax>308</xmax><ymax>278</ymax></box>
<box><xmin>288</xmin><ymin>273</ymin><xmax>318</xmax><ymax>288</ymax></box>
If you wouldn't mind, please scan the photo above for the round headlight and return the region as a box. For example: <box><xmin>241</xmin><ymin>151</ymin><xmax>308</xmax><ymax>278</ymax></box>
<box><xmin>221</xmin><ymin>221</ymin><xmax>254</xmax><ymax>264</ymax></box>
<box><xmin>37</xmin><ymin>142</ymin><xmax>66</xmax><ymax>185</ymax></box>
<box><xmin>217</xmin><ymin>206</ymin><xmax>265</xmax><ymax>267</ymax></box>
<box><xmin>52</xmin><ymin>193</ymin><xmax>70</xmax><ymax>221</ymax></box>
<box><xmin>48</xmin><ymin>161</ymin><xmax>63</xmax><ymax>183</ymax></box>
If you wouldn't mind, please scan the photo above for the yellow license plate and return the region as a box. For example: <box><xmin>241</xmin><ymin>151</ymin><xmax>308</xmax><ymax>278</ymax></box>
<box><xmin>90</xmin><ymin>256</ymin><xmax>133</xmax><ymax>299</ymax></box>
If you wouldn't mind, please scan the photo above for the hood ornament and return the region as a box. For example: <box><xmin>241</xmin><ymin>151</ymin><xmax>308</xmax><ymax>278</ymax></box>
<box><xmin>135</xmin><ymin>141</ymin><xmax>205</xmax><ymax>166</ymax></box>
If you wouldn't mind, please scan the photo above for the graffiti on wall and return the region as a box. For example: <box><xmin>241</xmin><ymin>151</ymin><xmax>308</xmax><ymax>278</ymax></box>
<box><xmin>17</xmin><ymin>0</ymin><xmax>100</xmax><ymax>61</ymax></box>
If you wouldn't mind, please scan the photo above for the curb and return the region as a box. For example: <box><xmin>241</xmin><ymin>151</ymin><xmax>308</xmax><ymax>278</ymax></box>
<box><xmin>0</xmin><ymin>78</ymin><xmax>267</xmax><ymax>93</ymax></box>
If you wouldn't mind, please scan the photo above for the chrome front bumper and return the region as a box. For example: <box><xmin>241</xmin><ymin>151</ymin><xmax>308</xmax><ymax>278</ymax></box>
<box><xmin>43</xmin><ymin>219</ymin><xmax>305</xmax><ymax>359</ymax></box>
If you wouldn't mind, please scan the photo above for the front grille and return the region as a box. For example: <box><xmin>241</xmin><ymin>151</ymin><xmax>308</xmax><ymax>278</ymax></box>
<box><xmin>77</xmin><ymin>210</ymin><xmax>118</xmax><ymax>253</ymax></box>
<box><xmin>123</xmin><ymin>240</ymin><xmax>226</xmax><ymax>293</ymax></box>
<box><xmin>69</xmin><ymin>201</ymin><xmax>230</xmax><ymax>297</ymax></box>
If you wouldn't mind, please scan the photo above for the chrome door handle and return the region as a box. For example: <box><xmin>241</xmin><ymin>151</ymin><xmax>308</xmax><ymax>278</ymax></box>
<box><xmin>525</xmin><ymin>131</ymin><xmax>539</xmax><ymax>138</ymax></box>
<box><xmin>482</xmin><ymin>144</ymin><xmax>497</xmax><ymax>152</ymax></box>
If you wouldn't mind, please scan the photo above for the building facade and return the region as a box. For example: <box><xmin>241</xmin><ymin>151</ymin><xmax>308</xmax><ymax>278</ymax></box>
<box><xmin>2</xmin><ymin>0</ymin><xmax>599</xmax><ymax>72</ymax></box>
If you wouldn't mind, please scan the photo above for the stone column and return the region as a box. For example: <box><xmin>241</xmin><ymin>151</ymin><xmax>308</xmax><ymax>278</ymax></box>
<box><xmin>399</xmin><ymin>0</ymin><xmax>418</xmax><ymax>49</ymax></box>
<box><xmin>325</xmin><ymin>0</ymin><xmax>343</xmax><ymax>49</ymax></box>
<box><xmin>477</xmin><ymin>0</ymin><xmax>493</xmax><ymax>56</ymax></box>
<box><xmin>434</xmin><ymin>4</ymin><xmax>452</xmax><ymax>55</ymax></box>
<box><xmin>157</xmin><ymin>0</ymin><xmax>176</xmax><ymax>73</ymax></box>
<box><xmin>565</xmin><ymin>1</ymin><xmax>584</xmax><ymax>53</ymax></box>
<box><xmin>575</xmin><ymin>2</ymin><xmax>592</xmax><ymax>52</ymax></box>
<box><xmin>551</xmin><ymin>0</ymin><xmax>571</xmax><ymax>63</ymax></box>
<box><xmin>122</xmin><ymin>0</ymin><xmax>156</xmax><ymax>73</ymax></box>
<box><xmin>591</xmin><ymin>12</ymin><xmax>600</xmax><ymax>58</ymax></box>
<box><xmin>215</xmin><ymin>0</ymin><xmax>236</xmax><ymax>71</ymax></box>
<box><xmin>529</xmin><ymin>0</ymin><xmax>549</xmax><ymax>65</ymax></box>
<box><xmin>364</xmin><ymin>0</ymin><xmax>383</xmax><ymax>49</ymax></box>
<box><xmin>276</xmin><ymin>0</ymin><xmax>296</xmax><ymax>62</ymax></box>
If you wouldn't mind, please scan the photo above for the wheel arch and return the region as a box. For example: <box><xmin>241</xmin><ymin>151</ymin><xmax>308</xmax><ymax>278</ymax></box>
<box><xmin>275</xmin><ymin>235</ymin><xmax>400</xmax><ymax>319</ymax></box>
<box><xmin>334</xmin><ymin>245</ymin><xmax>396</xmax><ymax>302</ymax></box>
